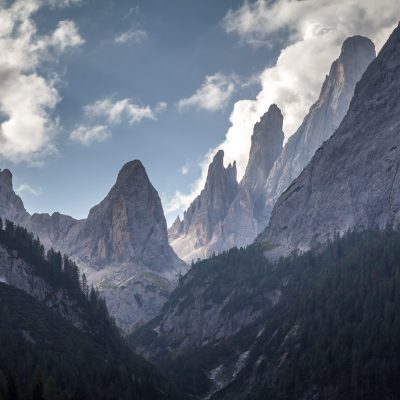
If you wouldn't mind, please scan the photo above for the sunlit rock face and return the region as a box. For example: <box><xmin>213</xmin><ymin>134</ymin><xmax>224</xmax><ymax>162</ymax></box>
<box><xmin>0</xmin><ymin>169</ymin><xmax>28</xmax><ymax>223</ymax></box>
<box><xmin>0</xmin><ymin>161</ymin><xmax>187</xmax><ymax>333</ymax></box>
<box><xmin>170</xmin><ymin>36</ymin><xmax>375</xmax><ymax>262</ymax></box>
<box><xmin>260</xmin><ymin>26</ymin><xmax>400</xmax><ymax>256</ymax></box>
<box><xmin>169</xmin><ymin>150</ymin><xmax>239</xmax><ymax>262</ymax></box>
<box><xmin>218</xmin><ymin>104</ymin><xmax>284</xmax><ymax>251</ymax></box>
<box><xmin>261</xmin><ymin>35</ymin><xmax>376</xmax><ymax>224</ymax></box>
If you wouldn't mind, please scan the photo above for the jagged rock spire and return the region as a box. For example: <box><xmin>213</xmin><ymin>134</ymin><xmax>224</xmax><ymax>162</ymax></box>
<box><xmin>261</xmin><ymin>26</ymin><xmax>399</xmax><ymax>256</ymax></box>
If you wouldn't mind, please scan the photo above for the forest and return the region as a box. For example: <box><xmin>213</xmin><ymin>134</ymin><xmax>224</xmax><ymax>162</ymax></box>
<box><xmin>0</xmin><ymin>218</ymin><xmax>184</xmax><ymax>400</ymax></box>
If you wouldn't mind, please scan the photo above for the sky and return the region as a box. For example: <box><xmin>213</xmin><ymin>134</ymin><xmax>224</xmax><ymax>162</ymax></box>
<box><xmin>0</xmin><ymin>0</ymin><xmax>399</xmax><ymax>225</ymax></box>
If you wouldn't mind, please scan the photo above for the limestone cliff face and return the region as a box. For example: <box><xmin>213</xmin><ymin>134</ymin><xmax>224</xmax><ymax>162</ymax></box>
<box><xmin>0</xmin><ymin>169</ymin><xmax>28</xmax><ymax>223</ymax></box>
<box><xmin>170</xmin><ymin>36</ymin><xmax>375</xmax><ymax>262</ymax></box>
<box><xmin>260</xmin><ymin>24</ymin><xmax>400</xmax><ymax>256</ymax></box>
<box><xmin>0</xmin><ymin>161</ymin><xmax>187</xmax><ymax>332</ymax></box>
<box><xmin>218</xmin><ymin>104</ymin><xmax>284</xmax><ymax>250</ymax></box>
<box><xmin>68</xmin><ymin>161</ymin><xmax>179</xmax><ymax>272</ymax></box>
<box><xmin>169</xmin><ymin>150</ymin><xmax>238</xmax><ymax>262</ymax></box>
<box><xmin>0</xmin><ymin>244</ymin><xmax>88</xmax><ymax>331</ymax></box>
<box><xmin>168</xmin><ymin>216</ymin><xmax>183</xmax><ymax>242</ymax></box>
<box><xmin>262</xmin><ymin>36</ymin><xmax>376</xmax><ymax>222</ymax></box>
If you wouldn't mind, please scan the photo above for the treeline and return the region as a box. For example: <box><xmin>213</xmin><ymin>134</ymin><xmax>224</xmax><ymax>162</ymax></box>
<box><xmin>221</xmin><ymin>228</ymin><xmax>400</xmax><ymax>400</ymax></box>
<box><xmin>0</xmin><ymin>218</ymin><xmax>89</xmax><ymax>299</ymax></box>
<box><xmin>0</xmin><ymin>218</ymin><xmax>181</xmax><ymax>400</ymax></box>
<box><xmin>0</xmin><ymin>281</ymin><xmax>183</xmax><ymax>400</ymax></box>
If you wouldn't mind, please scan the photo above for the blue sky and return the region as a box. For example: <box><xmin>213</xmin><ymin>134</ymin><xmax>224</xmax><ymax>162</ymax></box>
<box><xmin>1</xmin><ymin>0</ymin><xmax>398</xmax><ymax>225</ymax></box>
<box><xmin>1</xmin><ymin>0</ymin><xmax>277</xmax><ymax>224</ymax></box>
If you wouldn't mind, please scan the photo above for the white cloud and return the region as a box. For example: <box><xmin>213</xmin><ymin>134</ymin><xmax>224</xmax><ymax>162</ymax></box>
<box><xmin>84</xmin><ymin>98</ymin><xmax>166</xmax><ymax>125</ymax></box>
<box><xmin>15</xmin><ymin>183</ymin><xmax>42</xmax><ymax>196</ymax></box>
<box><xmin>180</xmin><ymin>165</ymin><xmax>189</xmax><ymax>175</ymax></box>
<box><xmin>177</xmin><ymin>73</ymin><xmax>239</xmax><ymax>112</ymax></box>
<box><xmin>0</xmin><ymin>0</ymin><xmax>84</xmax><ymax>163</ymax></box>
<box><xmin>71</xmin><ymin>98</ymin><xmax>166</xmax><ymax>146</ymax></box>
<box><xmin>115</xmin><ymin>28</ymin><xmax>148</xmax><ymax>44</ymax></box>
<box><xmin>168</xmin><ymin>0</ymin><xmax>399</xmax><ymax>218</ymax></box>
<box><xmin>164</xmin><ymin>148</ymin><xmax>214</xmax><ymax>216</ymax></box>
<box><xmin>70</xmin><ymin>125</ymin><xmax>111</xmax><ymax>146</ymax></box>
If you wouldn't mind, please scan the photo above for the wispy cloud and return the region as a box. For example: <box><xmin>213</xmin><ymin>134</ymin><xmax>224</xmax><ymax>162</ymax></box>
<box><xmin>70</xmin><ymin>125</ymin><xmax>111</xmax><ymax>146</ymax></box>
<box><xmin>0</xmin><ymin>0</ymin><xmax>84</xmax><ymax>164</ymax></box>
<box><xmin>70</xmin><ymin>98</ymin><xmax>167</xmax><ymax>146</ymax></box>
<box><xmin>180</xmin><ymin>165</ymin><xmax>189</xmax><ymax>175</ymax></box>
<box><xmin>115</xmin><ymin>29</ymin><xmax>148</xmax><ymax>44</ymax></box>
<box><xmin>84</xmin><ymin>98</ymin><xmax>166</xmax><ymax>125</ymax></box>
<box><xmin>168</xmin><ymin>0</ymin><xmax>399</xmax><ymax>218</ymax></box>
<box><xmin>15</xmin><ymin>183</ymin><xmax>42</xmax><ymax>197</ymax></box>
<box><xmin>177</xmin><ymin>73</ymin><xmax>239</xmax><ymax>112</ymax></box>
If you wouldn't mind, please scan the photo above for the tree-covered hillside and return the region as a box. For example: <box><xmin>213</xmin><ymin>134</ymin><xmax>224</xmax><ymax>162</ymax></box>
<box><xmin>132</xmin><ymin>228</ymin><xmax>400</xmax><ymax>400</ymax></box>
<box><xmin>0</xmin><ymin>218</ymin><xmax>185</xmax><ymax>400</ymax></box>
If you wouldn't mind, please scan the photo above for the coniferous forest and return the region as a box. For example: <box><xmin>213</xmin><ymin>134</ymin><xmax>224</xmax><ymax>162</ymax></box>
<box><xmin>1</xmin><ymin>3</ymin><xmax>400</xmax><ymax>400</ymax></box>
<box><xmin>0</xmin><ymin>218</ymin><xmax>184</xmax><ymax>400</ymax></box>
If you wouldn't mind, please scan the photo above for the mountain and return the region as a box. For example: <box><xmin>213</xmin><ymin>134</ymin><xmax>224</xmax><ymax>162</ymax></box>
<box><xmin>130</xmin><ymin>27</ymin><xmax>400</xmax><ymax>399</ymax></box>
<box><xmin>260</xmin><ymin>24</ymin><xmax>400</xmax><ymax>257</ymax></box>
<box><xmin>169</xmin><ymin>150</ymin><xmax>239</xmax><ymax>262</ymax></box>
<box><xmin>217</xmin><ymin>104</ymin><xmax>284</xmax><ymax>250</ymax></box>
<box><xmin>132</xmin><ymin>229</ymin><xmax>400</xmax><ymax>399</ymax></box>
<box><xmin>0</xmin><ymin>169</ymin><xmax>28</xmax><ymax>223</ymax></box>
<box><xmin>0</xmin><ymin>223</ymin><xmax>185</xmax><ymax>400</ymax></box>
<box><xmin>0</xmin><ymin>161</ymin><xmax>187</xmax><ymax>332</ymax></box>
<box><xmin>170</xmin><ymin>35</ymin><xmax>375</xmax><ymax>262</ymax></box>
<box><xmin>261</xmin><ymin>35</ymin><xmax>376</xmax><ymax>223</ymax></box>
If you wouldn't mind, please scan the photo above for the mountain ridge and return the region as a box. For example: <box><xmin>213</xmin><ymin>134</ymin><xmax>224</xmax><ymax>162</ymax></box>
<box><xmin>0</xmin><ymin>160</ymin><xmax>187</xmax><ymax>332</ymax></box>
<box><xmin>260</xmin><ymin>23</ymin><xmax>400</xmax><ymax>256</ymax></box>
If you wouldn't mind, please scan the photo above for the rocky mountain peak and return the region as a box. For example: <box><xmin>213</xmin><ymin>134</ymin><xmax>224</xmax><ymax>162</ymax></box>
<box><xmin>115</xmin><ymin>160</ymin><xmax>148</xmax><ymax>187</ymax></box>
<box><xmin>67</xmin><ymin>160</ymin><xmax>179</xmax><ymax>274</ymax></box>
<box><xmin>0</xmin><ymin>169</ymin><xmax>13</xmax><ymax>191</ymax></box>
<box><xmin>0</xmin><ymin>169</ymin><xmax>27</xmax><ymax>223</ymax></box>
<box><xmin>242</xmin><ymin>104</ymin><xmax>284</xmax><ymax>189</ymax></box>
<box><xmin>340</xmin><ymin>35</ymin><xmax>376</xmax><ymax>69</ymax></box>
<box><xmin>0</xmin><ymin>160</ymin><xmax>186</xmax><ymax>332</ymax></box>
<box><xmin>205</xmin><ymin>150</ymin><xmax>236</xmax><ymax>188</ymax></box>
<box><xmin>168</xmin><ymin>215</ymin><xmax>184</xmax><ymax>241</ymax></box>
<box><xmin>261</xmin><ymin>35</ymin><xmax>376</xmax><ymax>225</ymax></box>
<box><xmin>260</xmin><ymin>24</ymin><xmax>400</xmax><ymax>256</ymax></box>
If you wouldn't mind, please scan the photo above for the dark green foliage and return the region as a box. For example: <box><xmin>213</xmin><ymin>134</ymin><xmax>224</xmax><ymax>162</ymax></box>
<box><xmin>0</xmin><ymin>219</ymin><xmax>81</xmax><ymax>296</ymax></box>
<box><xmin>0</xmin><ymin>219</ymin><xmax>185</xmax><ymax>400</ymax></box>
<box><xmin>215</xmin><ymin>229</ymin><xmax>400</xmax><ymax>400</ymax></box>
<box><xmin>134</xmin><ymin>228</ymin><xmax>400</xmax><ymax>399</ymax></box>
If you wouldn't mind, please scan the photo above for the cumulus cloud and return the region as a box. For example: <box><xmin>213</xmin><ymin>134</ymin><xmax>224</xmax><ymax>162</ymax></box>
<box><xmin>177</xmin><ymin>73</ymin><xmax>239</xmax><ymax>112</ymax></box>
<box><xmin>167</xmin><ymin>0</ymin><xmax>399</xmax><ymax>219</ymax></box>
<box><xmin>84</xmin><ymin>98</ymin><xmax>166</xmax><ymax>125</ymax></box>
<box><xmin>15</xmin><ymin>183</ymin><xmax>42</xmax><ymax>197</ymax></box>
<box><xmin>115</xmin><ymin>29</ymin><xmax>148</xmax><ymax>44</ymax></box>
<box><xmin>0</xmin><ymin>0</ymin><xmax>84</xmax><ymax>163</ymax></box>
<box><xmin>71</xmin><ymin>98</ymin><xmax>166</xmax><ymax>146</ymax></box>
<box><xmin>70</xmin><ymin>125</ymin><xmax>111</xmax><ymax>146</ymax></box>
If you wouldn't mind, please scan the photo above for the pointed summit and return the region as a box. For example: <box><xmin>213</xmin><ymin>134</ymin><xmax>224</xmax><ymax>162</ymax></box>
<box><xmin>0</xmin><ymin>169</ymin><xmax>13</xmax><ymax>191</ymax></box>
<box><xmin>70</xmin><ymin>160</ymin><xmax>180</xmax><ymax>273</ymax></box>
<box><xmin>242</xmin><ymin>104</ymin><xmax>284</xmax><ymax>189</ymax></box>
<box><xmin>116</xmin><ymin>160</ymin><xmax>147</xmax><ymax>182</ymax></box>
<box><xmin>183</xmin><ymin>149</ymin><xmax>238</xmax><ymax>240</ymax></box>
<box><xmin>169</xmin><ymin>215</ymin><xmax>184</xmax><ymax>242</ymax></box>
<box><xmin>262</xmin><ymin>35</ymin><xmax>376</xmax><ymax>222</ymax></box>
<box><xmin>169</xmin><ymin>150</ymin><xmax>239</xmax><ymax>262</ymax></box>
<box><xmin>261</xmin><ymin>25</ymin><xmax>400</xmax><ymax>256</ymax></box>
<box><xmin>0</xmin><ymin>169</ymin><xmax>28</xmax><ymax>223</ymax></box>
<box><xmin>340</xmin><ymin>35</ymin><xmax>376</xmax><ymax>68</ymax></box>
<box><xmin>213</xmin><ymin>104</ymin><xmax>284</xmax><ymax>251</ymax></box>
